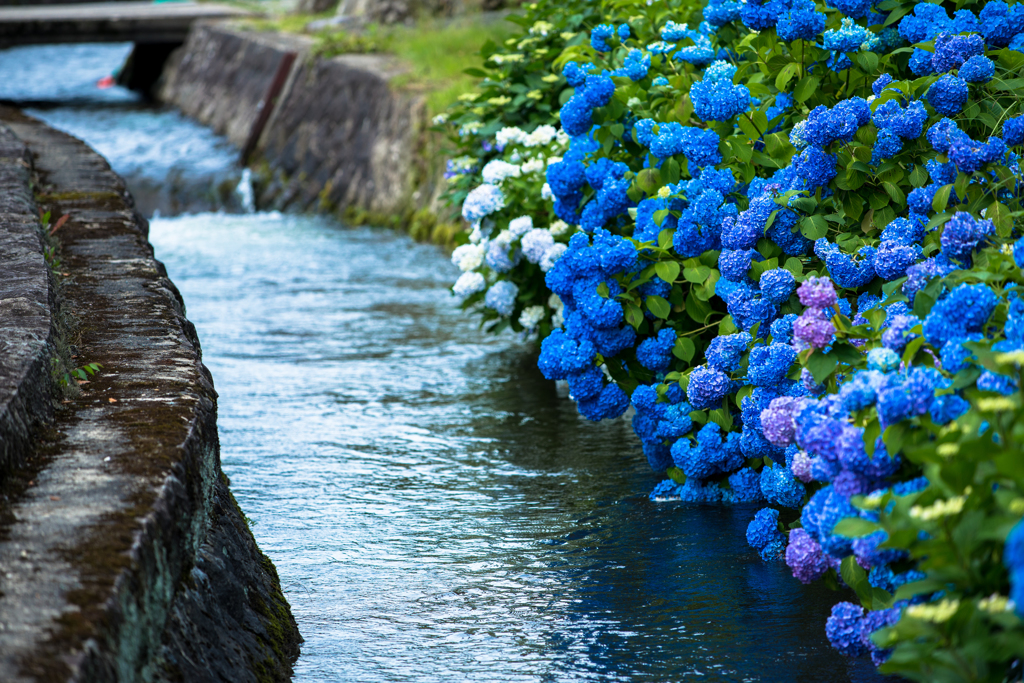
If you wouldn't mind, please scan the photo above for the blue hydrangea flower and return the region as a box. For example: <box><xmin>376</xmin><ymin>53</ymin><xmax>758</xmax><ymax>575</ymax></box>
<box><xmin>1006</xmin><ymin>116</ymin><xmax>1024</xmax><ymax>147</ymax></box>
<box><xmin>591</xmin><ymin>24</ymin><xmax>615</xmax><ymax>52</ymax></box>
<box><xmin>760</xmin><ymin>268</ymin><xmax>797</xmax><ymax>305</ymax></box>
<box><xmin>687</xmin><ymin>365</ymin><xmax>733</xmax><ymax>409</ymax></box>
<box><xmin>940</xmin><ymin>212</ymin><xmax>995</xmax><ymax>263</ymax></box>
<box><xmin>760</xmin><ymin>464</ymin><xmax>806</xmax><ymax>508</ymax></box>
<box><xmin>704</xmin><ymin>0</ymin><xmax>743</xmax><ymax>26</ymax></box>
<box><xmin>484</xmin><ymin>280</ymin><xmax>519</xmax><ymax>316</ymax></box>
<box><xmin>636</xmin><ymin>327</ymin><xmax>678</xmax><ymax>372</ymax></box>
<box><xmin>745</xmin><ymin>507</ymin><xmax>782</xmax><ymax>557</ymax></box>
<box><xmin>959</xmin><ymin>55</ymin><xmax>995</xmax><ymax>83</ymax></box>
<box><xmin>691</xmin><ymin>60</ymin><xmax>751</xmax><ymax>122</ymax></box>
<box><xmin>462</xmin><ymin>184</ymin><xmax>506</xmax><ymax>222</ymax></box>
<box><xmin>706</xmin><ymin>331</ymin><xmax>752</xmax><ymax>372</ymax></box>
<box><xmin>927</xmin><ymin>74</ymin><xmax>969</xmax><ymax>117</ymax></box>
<box><xmin>931</xmin><ymin>32</ymin><xmax>984</xmax><ymax>73</ymax></box>
<box><xmin>748</xmin><ymin>344</ymin><xmax>798</xmax><ymax>387</ymax></box>
<box><xmin>826</xmin><ymin>602</ymin><xmax>868</xmax><ymax>657</ymax></box>
<box><xmin>777</xmin><ymin>0</ymin><xmax>825</xmax><ymax>41</ymax></box>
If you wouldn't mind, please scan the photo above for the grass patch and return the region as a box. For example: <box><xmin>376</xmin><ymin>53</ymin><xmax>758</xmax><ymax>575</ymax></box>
<box><xmin>237</xmin><ymin>9</ymin><xmax>516</xmax><ymax>116</ymax></box>
<box><xmin>385</xmin><ymin>16</ymin><xmax>517</xmax><ymax>115</ymax></box>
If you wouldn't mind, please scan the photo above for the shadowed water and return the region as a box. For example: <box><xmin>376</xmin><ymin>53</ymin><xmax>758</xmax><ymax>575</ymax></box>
<box><xmin>6</xmin><ymin>42</ymin><xmax>889</xmax><ymax>682</ymax></box>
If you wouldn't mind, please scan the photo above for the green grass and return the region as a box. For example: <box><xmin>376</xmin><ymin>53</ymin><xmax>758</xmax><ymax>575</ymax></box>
<box><xmin>235</xmin><ymin>9</ymin><xmax>517</xmax><ymax>116</ymax></box>
<box><xmin>385</xmin><ymin>16</ymin><xmax>517</xmax><ymax>115</ymax></box>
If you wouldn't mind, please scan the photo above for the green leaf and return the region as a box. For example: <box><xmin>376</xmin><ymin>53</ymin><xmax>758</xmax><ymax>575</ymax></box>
<box><xmin>683</xmin><ymin>265</ymin><xmax>711</xmax><ymax>283</ymax></box>
<box><xmin>673</xmin><ymin>336</ymin><xmax>695</xmax><ymax>362</ymax></box>
<box><xmin>834</xmin><ymin>517</ymin><xmax>881</xmax><ymax>538</ymax></box>
<box><xmin>666</xmin><ymin>466</ymin><xmax>687</xmax><ymax>484</ymax></box>
<box><xmin>840</xmin><ymin>555</ymin><xmax>872</xmax><ymax>607</ymax></box>
<box><xmin>685</xmin><ymin>291</ymin><xmax>714</xmax><ymax>324</ymax></box>
<box><xmin>656</xmin><ymin>261</ymin><xmax>681</xmax><ymax>284</ymax></box>
<box><xmin>799</xmin><ymin>215</ymin><xmax>829</xmax><ymax>240</ymax></box>
<box><xmin>883</xmin><ymin>423</ymin><xmax>908</xmax><ymax>456</ymax></box>
<box><xmin>646</xmin><ymin>295</ymin><xmax>671</xmax><ymax>319</ymax></box>
<box><xmin>932</xmin><ymin>184</ymin><xmax>953</xmax><ymax>213</ymax></box>
<box><xmin>784</xmin><ymin>257</ymin><xmax>804</xmax><ymax>276</ymax></box>
<box><xmin>855</xmin><ymin>51</ymin><xmax>879</xmax><ymax>73</ymax></box>
<box><xmin>709</xmin><ymin>407</ymin><xmax>734</xmax><ymax>431</ymax></box>
<box><xmin>794</xmin><ymin>75</ymin><xmax>820</xmax><ymax>103</ymax></box>
<box><xmin>863</xmin><ymin>421</ymin><xmax>881</xmax><ymax>456</ymax></box>
<box><xmin>805</xmin><ymin>349</ymin><xmax>838</xmax><ymax>384</ymax></box>
<box><xmin>636</xmin><ymin>168</ymin><xmax>661</xmax><ymax>195</ymax></box>
<box><xmin>775</xmin><ymin>62</ymin><xmax>798</xmax><ymax>92</ymax></box>
<box><xmin>987</xmin><ymin>201</ymin><xmax>1013</xmax><ymax>237</ymax></box>
<box><xmin>909</xmin><ymin>164</ymin><xmax>928</xmax><ymax>187</ymax></box>
<box><xmin>625</xmin><ymin>302</ymin><xmax>644</xmax><ymax>329</ymax></box>
<box><xmin>882</xmin><ymin>181</ymin><xmax>905</xmax><ymax>206</ymax></box>
<box><xmin>658</xmin><ymin>229</ymin><xmax>674</xmax><ymax>250</ymax></box>
<box><xmin>738</xmin><ymin>114</ymin><xmax>760</xmax><ymax>141</ymax></box>
<box><xmin>653</xmin><ymin>209</ymin><xmax>670</xmax><ymax>226</ymax></box>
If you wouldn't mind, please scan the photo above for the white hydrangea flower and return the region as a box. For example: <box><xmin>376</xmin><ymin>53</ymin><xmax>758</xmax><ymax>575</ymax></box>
<box><xmin>529</xmin><ymin>20</ymin><xmax>554</xmax><ymax>36</ymax></box>
<box><xmin>521</xmin><ymin>157</ymin><xmax>545</xmax><ymax>174</ymax></box>
<box><xmin>549</xmin><ymin>293</ymin><xmax>565</xmax><ymax>328</ymax></box>
<box><xmin>548</xmin><ymin>220</ymin><xmax>570</xmax><ymax>236</ymax></box>
<box><xmin>525</xmin><ymin>124</ymin><xmax>558</xmax><ymax>147</ymax></box>
<box><xmin>521</xmin><ymin>228</ymin><xmax>554</xmax><ymax>263</ymax></box>
<box><xmin>458</xmin><ymin>121</ymin><xmax>483</xmax><ymax>137</ymax></box>
<box><xmin>432</xmin><ymin>113</ymin><xmax>448</xmax><ymax>125</ymax></box>
<box><xmin>509</xmin><ymin>215</ymin><xmax>534</xmax><ymax>237</ymax></box>
<box><xmin>451</xmin><ymin>244</ymin><xmax>485</xmax><ymax>271</ymax></box>
<box><xmin>555</xmin><ymin>129</ymin><xmax>569</xmax><ymax>147</ymax></box>
<box><xmin>541</xmin><ymin>182</ymin><xmax>553</xmax><ymax>201</ymax></box>
<box><xmin>540</xmin><ymin>243</ymin><xmax>568</xmax><ymax>272</ymax></box>
<box><xmin>453</xmin><ymin>271</ymin><xmax>486</xmax><ymax>298</ymax></box>
<box><xmin>496</xmin><ymin>126</ymin><xmax>527</xmax><ymax>147</ymax></box>
<box><xmin>493</xmin><ymin>229</ymin><xmax>515</xmax><ymax>248</ymax></box>
<box><xmin>481</xmin><ymin>159</ymin><xmax>522</xmax><ymax>185</ymax></box>
<box><xmin>546</xmin><ymin>155</ymin><xmax>563</xmax><ymax>165</ymax></box>
<box><xmin>518</xmin><ymin>305</ymin><xmax>546</xmax><ymax>329</ymax></box>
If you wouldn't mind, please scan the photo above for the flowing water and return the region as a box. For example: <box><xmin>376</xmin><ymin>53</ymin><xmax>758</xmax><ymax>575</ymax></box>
<box><xmin>2</xmin><ymin>44</ymin><xmax>888</xmax><ymax>682</ymax></box>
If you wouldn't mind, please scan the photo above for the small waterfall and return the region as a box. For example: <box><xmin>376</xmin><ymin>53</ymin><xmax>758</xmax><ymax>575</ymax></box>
<box><xmin>236</xmin><ymin>168</ymin><xmax>256</xmax><ymax>213</ymax></box>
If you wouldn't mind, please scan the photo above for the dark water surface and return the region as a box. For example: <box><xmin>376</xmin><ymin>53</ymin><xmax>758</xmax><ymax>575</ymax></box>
<box><xmin>5</xmin><ymin>44</ymin><xmax>887</xmax><ymax>682</ymax></box>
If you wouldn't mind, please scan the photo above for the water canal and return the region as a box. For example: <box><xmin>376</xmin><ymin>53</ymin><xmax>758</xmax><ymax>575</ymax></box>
<box><xmin>1</xmin><ymin>44</ymin><xmax>887</xmax><ymax>683</ymax></box>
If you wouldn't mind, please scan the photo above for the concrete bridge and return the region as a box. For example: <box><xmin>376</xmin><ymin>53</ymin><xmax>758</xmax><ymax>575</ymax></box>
<box><xmin>0</xmin><ymin>2</ymin><xmax>251</xmax><ymax>47</ymax></box>
<box><xmin>0</xmin><ymin>2</ymin><xmax>254</xmax><ymax>95</ymax></box>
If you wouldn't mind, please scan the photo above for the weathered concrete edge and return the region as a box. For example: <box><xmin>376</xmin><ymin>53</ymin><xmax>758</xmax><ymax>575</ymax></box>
<box><xmin>157</xmin><ymin>22</ymin><xmax>456</xmax><ymax>241</ymax></box>
<box><xmin>0</xmin><ymin>124</ymin><xmax>54</xmax><ymax>488</ymax></box>
<box><xmin>0</xmin><ymin>112</ymin><xmax>300</xmax><ymax>682</ymax></box>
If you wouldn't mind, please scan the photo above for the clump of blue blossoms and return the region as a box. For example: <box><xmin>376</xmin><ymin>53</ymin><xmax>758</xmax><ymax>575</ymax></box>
<box><xmin>442</xmin><ymin>0</ymin><xmax>1024</xmax><ymax>675</ymax></box>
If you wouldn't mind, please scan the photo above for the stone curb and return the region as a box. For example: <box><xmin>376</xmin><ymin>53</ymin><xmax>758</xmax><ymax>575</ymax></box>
<box><xmin>0</xmin><ymin>110</ymin><xmax>300</xmax><ymax>683</ymax></box>
<box><xmin>0</xmin><ymin>123</ymin><xmax>53</xmax><ymax>489</ymax></box>
<box><xmin>158</xmin><ymin>22</ymin><xmax>432</xmax><ymax>218</ymax></box>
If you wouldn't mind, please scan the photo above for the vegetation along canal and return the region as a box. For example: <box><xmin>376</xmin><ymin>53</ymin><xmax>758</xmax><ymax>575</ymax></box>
<box><xmin>2</xmin><ymin>43</ymin><xmax>886</xmax><ymax>682</ymax></box>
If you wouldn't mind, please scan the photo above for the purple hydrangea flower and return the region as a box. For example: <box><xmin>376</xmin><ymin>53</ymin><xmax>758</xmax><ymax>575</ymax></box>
<box><xmin>798</xmin><ymin>275</ymin><xmax>838</xmax><ymax>309</ymax></box>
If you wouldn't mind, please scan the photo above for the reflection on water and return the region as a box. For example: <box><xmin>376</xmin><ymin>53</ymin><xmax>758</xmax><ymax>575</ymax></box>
<box><xmin>0</xmin><ymin>43</ymin><xmax>242</xmax><ymax>216</ymax></box>
<box><xmin>149</xmin><ymin>214</ymin><xmax>886</xmax><ymax>682</ymax></box>
<box><xmin>8</xmin><ymin>39</ymin><xmax>890</xmax><ymax>683</ymax></box>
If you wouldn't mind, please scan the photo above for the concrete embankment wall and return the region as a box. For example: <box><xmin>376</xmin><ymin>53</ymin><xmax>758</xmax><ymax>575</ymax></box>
<box><xmin>0</xmin><ymin>109</ymin><xmax>301</xmax><ymax>683</ymax></box>
<box><xmin>158</xmin><ymin>22</ymin><xmax>443</xmax><ymax>225</ymax></box>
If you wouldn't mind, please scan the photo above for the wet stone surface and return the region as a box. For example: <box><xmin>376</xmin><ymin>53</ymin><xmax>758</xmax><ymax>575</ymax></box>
<box><xmin>0</xmin><ymin>122</ymin><xmax>52</xmax><ymax>486</ymax></box>
<box><xmin>0</xmin><ymin>111</ymin><xmax>300</xmax><ymax>683</ymax></box>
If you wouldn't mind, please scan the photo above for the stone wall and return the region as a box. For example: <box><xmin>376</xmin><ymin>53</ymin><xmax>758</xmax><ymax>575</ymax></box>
<box><xmin>0</xmin><ymin>120</ymin><xmax>52</xmax><ymax>488</ymax></box>
<box><xmin>157</xmin><ymin>22</ymin><xmax>439</xmax><ymax>221</ymax></box>
<box><xmin>0</xmin><ymin>109</ymin><xmax>301</xmax><ymax>683</ymax></box>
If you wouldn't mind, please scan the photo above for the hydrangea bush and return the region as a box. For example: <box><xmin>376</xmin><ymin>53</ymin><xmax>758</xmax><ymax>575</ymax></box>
<box><xmin>440</xmin><ymin>0</ymin><xmax>1024</xmax><ymax>677</ymax></box>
